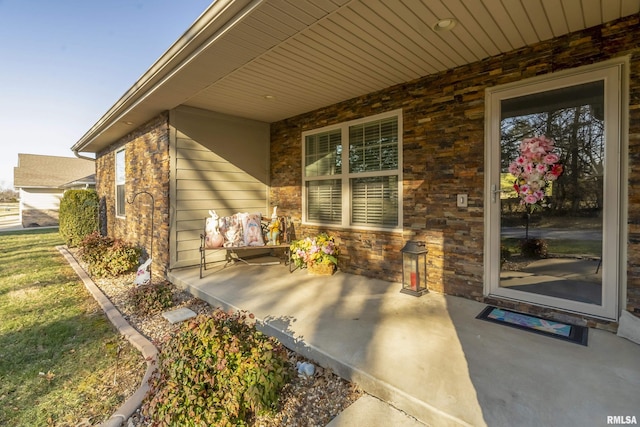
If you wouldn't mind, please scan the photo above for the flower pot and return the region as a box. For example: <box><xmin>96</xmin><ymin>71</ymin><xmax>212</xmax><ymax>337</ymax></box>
<box><xmin>307</xmin><ymin>263</ymin><xmax>335</xmax><ymax>276</ymax></box>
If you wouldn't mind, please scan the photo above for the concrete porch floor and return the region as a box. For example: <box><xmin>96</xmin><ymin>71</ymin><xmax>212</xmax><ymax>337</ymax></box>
<box><xmin>168</xmin><ymin>260</ymin><xmax>640</xmax><ymax>427</ymax></box>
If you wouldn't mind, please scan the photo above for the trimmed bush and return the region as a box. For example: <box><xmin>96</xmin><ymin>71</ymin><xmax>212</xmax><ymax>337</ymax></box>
<box><xmin>78</xmin><ymin>231</ymin><xmax>141</xmax><ymax>277</ymax></box>
<box><xmin>143</xmin><ymin>310</ymin><xmax>291</xmax><ymax>427</ymax></box>
<box><xmin>99</xmin><ymin>239</ymin><xmax>142</xmax><ymax>277</ymax></box>
<box><xmin>59</xmin><ymin>189</ymin><xmax>99</xmax><ymax>247</ymax></box>
<box><xmin>127</xmin><ymin>282</ymin><xmax>174</xmax><ymax>315</ymax></box>
<box><xmin>78</xmin><ymin>231</ymin><xmax>113</xmax><ymax>264</ymax></box>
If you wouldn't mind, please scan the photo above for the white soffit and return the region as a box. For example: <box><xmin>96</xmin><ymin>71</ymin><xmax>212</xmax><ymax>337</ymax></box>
<box><xmin>74</xmin><ymin>0</ymin><xmax>639</xmax><ymax>152</ymax></box>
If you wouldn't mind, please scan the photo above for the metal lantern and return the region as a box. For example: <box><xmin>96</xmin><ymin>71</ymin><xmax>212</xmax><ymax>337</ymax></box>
<box><xmin>400</xmin><ymin>240</ymin><xmax>428</xmax><ymax>296</ymax></box>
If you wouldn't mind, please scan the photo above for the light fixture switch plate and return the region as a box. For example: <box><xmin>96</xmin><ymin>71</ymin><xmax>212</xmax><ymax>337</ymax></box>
<box><xmin>457</xmin><ymin>194</ymin><xmax>468</xmax><ymax>208</ymax></box>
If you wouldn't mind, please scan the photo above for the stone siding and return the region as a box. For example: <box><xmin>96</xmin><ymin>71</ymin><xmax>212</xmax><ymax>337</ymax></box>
<box><xmin>271</xmin><ymin>15</ymin><xmax>640</xmax><ymax>324</ymax></box>
<box><xmin>95</xmin><ymin>113</ymin><xmax>170</xmax><ymax>281</ymax></box>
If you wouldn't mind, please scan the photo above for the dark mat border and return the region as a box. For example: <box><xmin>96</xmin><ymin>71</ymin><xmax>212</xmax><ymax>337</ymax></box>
<box><xmin>476</xmin><ymin>306</ymin><xmax>588</xmax><ymax>346</ymax></box>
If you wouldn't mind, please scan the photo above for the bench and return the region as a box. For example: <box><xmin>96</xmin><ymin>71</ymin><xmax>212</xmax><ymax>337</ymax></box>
<box><xmin>199</xmin><ymin>211</ymin><xmax>292</xmax><ymax>278</ymax></box>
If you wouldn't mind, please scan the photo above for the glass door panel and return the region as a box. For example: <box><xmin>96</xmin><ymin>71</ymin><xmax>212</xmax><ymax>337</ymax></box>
<box><xmin>499</xmin><ymin>81</ymin><xmax>604</xmax><ymax>305</ymax></box>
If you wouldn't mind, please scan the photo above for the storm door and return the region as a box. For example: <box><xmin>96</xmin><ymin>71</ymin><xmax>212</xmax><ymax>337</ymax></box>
<box><xmin>485</xmin><ymin>62</ymin><xmax>624</xmax><ymax>320</ymax></box>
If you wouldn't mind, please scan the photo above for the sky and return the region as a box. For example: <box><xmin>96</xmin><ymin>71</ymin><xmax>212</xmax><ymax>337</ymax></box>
<box><xmin>0</xmin><ymin>0</ymin><xmax>214</xmax><ymax>189</ymax></box>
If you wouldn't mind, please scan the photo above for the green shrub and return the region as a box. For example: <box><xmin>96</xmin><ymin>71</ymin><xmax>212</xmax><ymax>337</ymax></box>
<box><xmin>127</xmin><ymin>282</ymin><xmax>174</xmax><ymax>315</ymax></box>
<box><xmin>78</xmin><ymin>231</ymin><xmax>113</xmax><ymax>265</ymax></box>
<box><xmin>99</xmin><ymin>239</ymin><xmax>142</xmax><ymax>277</ymax></box>
<box><xmin>78</xmin><ymin>231</ymin><xmax>141</xmax><ymax>277</ymax></box>
<box><xmin>59</xmin><ymin>189</ymin><xmax>99</xmax><ymax>247</ymax></box>
<box><xmin>143</xmin><ymin>310</ymin><xmax>291</xmax><ymax>427</ymax></box>
<box><xmin>520</xmin><ymin>238</ymin><xmax>548</xmax><ymax>258</ymax></box>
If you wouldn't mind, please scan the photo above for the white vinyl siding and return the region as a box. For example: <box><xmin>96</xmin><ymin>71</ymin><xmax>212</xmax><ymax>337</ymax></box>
<box><xmin>302</xmin><ymin>110</ymin><xmax>402</xmax><ymax>230</ymax></box>
<box><xmin>19</xmin><ymin>188</ymin><xmax>62</xmax><ymax>211</ymax></box>
<box><xmin>169</xmin><ymin>107</ymin><xmax>270</xmax><ymax>269</ymax></box>
<box><xmin>115</xmin><ymin>149</ymin><xmax>125</xmax><ymax>217</ymax></box>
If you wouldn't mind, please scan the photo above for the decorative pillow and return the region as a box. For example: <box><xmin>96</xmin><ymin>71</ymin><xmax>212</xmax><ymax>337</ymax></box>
<box><xmin>204</xmin><ymin>210</ymin><xmax>224</xmax><ymax>249</ymax></box>
<box><xmin>617</xmin><ymin>310</ymin><xmax>640</xmax><ymax>345</ymax></box>
<box><xmin>241</xmin><ymin>212</ymin><xmax>265</xmax><ymax>246</ymax></box>
<box><xmin>220</xmin><ymin>214</ymin><xmax>244</xmax><ymax>247</ymax></box>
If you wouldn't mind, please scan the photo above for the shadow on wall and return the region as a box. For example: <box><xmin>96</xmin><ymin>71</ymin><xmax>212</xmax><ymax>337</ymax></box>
<box><xmin>99</xmin><ymin>196</ymin><xmax>108</xmax><ymax>236</ymax></box>
<box><xmin>173</xmin><ymin>107</ymin><xmax>271</xmax><ymax>185</ymax></box>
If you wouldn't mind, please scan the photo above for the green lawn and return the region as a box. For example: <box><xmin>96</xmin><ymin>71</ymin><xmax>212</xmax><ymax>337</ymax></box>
<box><xmin>502</xmin><ymin>237</ymin><xmax>601</xmax><ymax>257</ymax></box>
<box><xmin>0</xmin><ymin>229</ymin><xmax>144</xmax><ymax>426</ymax></box>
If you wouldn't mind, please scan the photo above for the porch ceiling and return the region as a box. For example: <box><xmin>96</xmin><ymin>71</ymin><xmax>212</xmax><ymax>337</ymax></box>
<box><xmin>72</xmin><ymin>0</ymin><xmax>639</xmax><ymax>154</ymax></box>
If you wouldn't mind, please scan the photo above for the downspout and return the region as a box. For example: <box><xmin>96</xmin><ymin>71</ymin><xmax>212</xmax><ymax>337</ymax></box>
<box><xmin>72</xmin><ymin>149</ymin><xmax>95</xmax><ymax>161</ymax></box>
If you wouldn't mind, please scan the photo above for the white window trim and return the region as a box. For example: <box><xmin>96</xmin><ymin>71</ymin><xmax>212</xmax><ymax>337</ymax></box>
<box><xmin>115</xmin><ymin>148</ymin><xmax>125</xmax><ymax>218</ymax></box>
<box><xmin>301</xmin><ymin>109</ymin><xmax>403</xmax><ymax>232</ymax></box>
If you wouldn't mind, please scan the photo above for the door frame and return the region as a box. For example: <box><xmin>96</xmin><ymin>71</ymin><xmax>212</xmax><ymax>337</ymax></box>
<box><xmin>483</xmin><ymin>58</ymin><xmax>628</xmax><ymax>321</ymax></box>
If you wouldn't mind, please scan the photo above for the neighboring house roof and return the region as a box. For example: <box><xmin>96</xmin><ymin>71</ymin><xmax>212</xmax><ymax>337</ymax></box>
<box><xmin>14</xmin><ymin>154</ymin><xmax>95</xmax><ymax>189</ymax></box>
<box><xmin>71</xmin><ymin>0</ymin><xmax>638</xmax><ymax>155</ymax></box>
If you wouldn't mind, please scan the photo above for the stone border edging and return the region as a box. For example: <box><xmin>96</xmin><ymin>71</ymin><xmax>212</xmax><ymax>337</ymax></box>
<box><xmin>57</xmin><ymin>246</ymin><xmax>158</xmax><ymax>427</ymax></box>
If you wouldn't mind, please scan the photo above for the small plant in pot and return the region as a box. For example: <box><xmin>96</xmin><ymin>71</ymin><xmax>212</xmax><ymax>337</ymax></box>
<box><xmin>520</xmin><ymin>238</ymin><xmax>548</xmax><ymax>259</ymax></box>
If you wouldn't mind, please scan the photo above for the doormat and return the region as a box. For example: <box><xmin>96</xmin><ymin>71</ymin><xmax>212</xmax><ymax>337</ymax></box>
<box><xmin>476</xmin><ymin>306</ymin><xmax>588</xmax><ymax>346</ymax></box>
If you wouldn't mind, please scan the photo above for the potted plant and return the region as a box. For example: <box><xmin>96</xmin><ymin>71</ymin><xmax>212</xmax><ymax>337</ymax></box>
<box><xmin>290</xmin><ymin>233</ymin><xmax>339</xmax><ymax>275</ymax></box>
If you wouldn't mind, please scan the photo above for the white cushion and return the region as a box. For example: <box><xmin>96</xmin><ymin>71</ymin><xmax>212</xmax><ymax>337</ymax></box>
<box><xmin>617</xmin><ymin>310</ymin><xmax>640</xmax><ymax>345</ymax></box>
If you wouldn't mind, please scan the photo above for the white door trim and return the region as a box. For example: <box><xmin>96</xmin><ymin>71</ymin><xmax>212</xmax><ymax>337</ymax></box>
<box><xmin>484</xmin><ymin>59</ymin><xmax>628</xmax><ymax>321</ymax></box>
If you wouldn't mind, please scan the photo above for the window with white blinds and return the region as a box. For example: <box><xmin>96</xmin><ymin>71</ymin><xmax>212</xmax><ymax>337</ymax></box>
<box><xmin>349</xmin><ymin>117</ymin><xmax>398</xmax><ymax>173</ymax></box>
<box><xmin>306</xmin><ymin>179</ymin><xmax>342</xmax><ymax>223</ymax></box>
<box><xmin>302</xmin><ymin>110</ymin><xmax>401</xmax><ymax>230</ymax></box>
<box><xmin>351</xmin><ymin>176</ymin><xmax>398</xmax><ymax>226</ymax></box>
<box><xmin>305</xmin><ymin>130</ymin><xmax>342</xmax><ymax>177</ymax></box>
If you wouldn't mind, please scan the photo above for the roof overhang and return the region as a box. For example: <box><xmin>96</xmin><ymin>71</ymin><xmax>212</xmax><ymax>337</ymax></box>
<box><xmin>72</xmin><ymin>0</ymin><xmax>639</xmax><ymax>155</ymax></box>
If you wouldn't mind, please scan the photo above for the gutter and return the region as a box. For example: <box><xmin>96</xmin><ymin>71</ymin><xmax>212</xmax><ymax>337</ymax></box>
<box><xmin>73</xmin><ymin>150</ymin><xmax>95</xmax><ymax>161</ymax></box>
